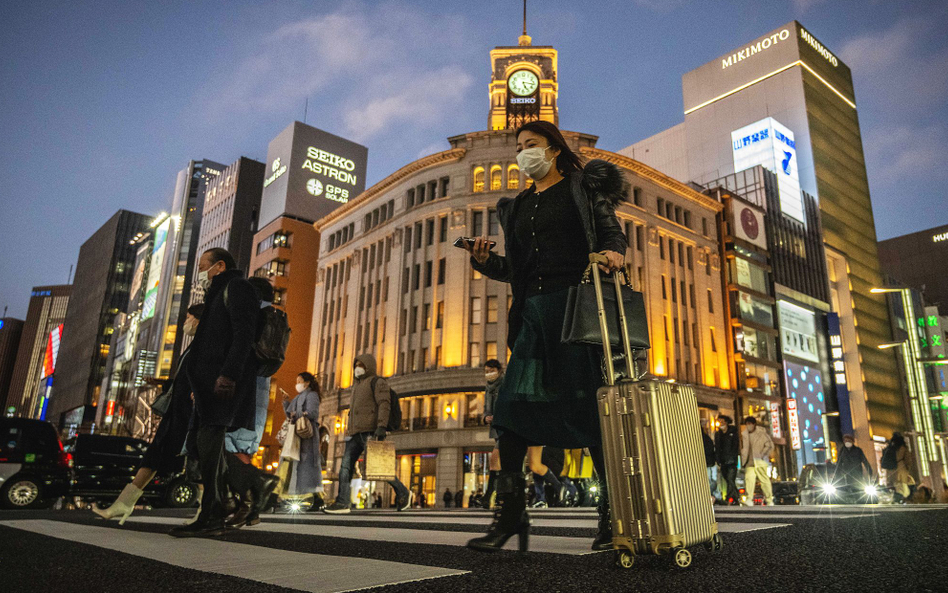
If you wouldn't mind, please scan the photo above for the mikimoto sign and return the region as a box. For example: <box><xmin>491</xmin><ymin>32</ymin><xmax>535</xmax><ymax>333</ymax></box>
<box><xmin>259</xmin><ymin>121</ymin><xmax>369</xmax><ymax>227</ymax></box>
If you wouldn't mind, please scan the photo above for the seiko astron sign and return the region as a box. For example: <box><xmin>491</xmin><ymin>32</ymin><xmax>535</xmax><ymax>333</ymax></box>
<box><xmin>259</xmin><ymin>121</ymin><xmax>368</xmax><ymax>227</ymax></box>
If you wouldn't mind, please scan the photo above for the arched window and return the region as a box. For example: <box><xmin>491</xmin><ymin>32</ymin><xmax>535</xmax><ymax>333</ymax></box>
<box><xmin>473</xmin><ymin>167</ymin><xmax>485</xmax><ymax>193</ymax></box>
<box><xmin>490</xmin><ymin>165</ymin><xmax>502</xmax><ymax>191</ymax></box>
<box><xmin>507</xmin><ymin>164</ymin><xmax>520</xmax><ymax>190</ymax></box>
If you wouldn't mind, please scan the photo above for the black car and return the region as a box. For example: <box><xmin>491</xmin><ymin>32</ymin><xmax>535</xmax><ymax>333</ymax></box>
<box><xmin>0</xmin><ymin>418</ymin><xmax>72</xmax><ymax>509</ymax></box>
<box><xmin>798</xmin><ymin>463</ymin><xmax>892</xmax><ymax>505</ymax></box>
<box><xmin>70</xmin><ymin>434</ymin><xmax>198</xmax><ymax>508</ymax></box>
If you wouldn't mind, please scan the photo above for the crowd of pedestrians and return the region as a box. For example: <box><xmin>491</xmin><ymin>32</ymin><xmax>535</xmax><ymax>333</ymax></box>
<box><xmin>90</xmin><ymin>119</ymin><xmax>937</xmax><ymax>550</ymax></box>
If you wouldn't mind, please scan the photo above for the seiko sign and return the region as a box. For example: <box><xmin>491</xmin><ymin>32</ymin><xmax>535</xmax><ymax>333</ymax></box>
<box><xmin>721</xmin><ymin>29</ymin><xmax>790</xmax><ymax>69</ymax></box>
<box><xmin>510</xmin><ymin>97</ymin><xmax>536</xmax><ymax>105</ymax></box>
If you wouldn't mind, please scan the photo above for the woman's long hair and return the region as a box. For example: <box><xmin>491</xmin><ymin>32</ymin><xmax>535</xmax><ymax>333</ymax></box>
<box><xmin>514</xmin><ymin>120</ymin><xmax>584</xmax><ymax>176</ymax></box>
<box><xmin>298</xmin><ymin>371</ymin><xmax>320</xmax><ymax>396</ymax></box>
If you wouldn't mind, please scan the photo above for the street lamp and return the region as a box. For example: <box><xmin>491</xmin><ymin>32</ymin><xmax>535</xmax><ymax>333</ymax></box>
<box><xmin>878</xmin><ymin>341</ymin><xmax>907</xmax><ymax>350</ymax></box>
<box><xmin>870</xmin><ymin>287</ymin><xmax>902</xmax><ymax>294</ymax></box>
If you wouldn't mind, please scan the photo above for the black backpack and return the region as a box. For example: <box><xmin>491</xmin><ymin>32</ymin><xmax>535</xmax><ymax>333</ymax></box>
<box><xmin>880</xmin><ymin>443</ymin><xmax>898</xmax><ymax>471</ymax></box>
<box><xmin>371</xmin><ymin>376</ymin><xmax>401</xmax><ymax>432</ymax></box>
<box><xmin>225</xmin><ymin>285</ymin><xmax>291</xmax><ymax>377</ymax></box>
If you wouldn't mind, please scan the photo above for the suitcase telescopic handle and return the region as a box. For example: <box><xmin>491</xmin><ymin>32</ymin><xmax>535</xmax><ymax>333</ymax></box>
<box><xmin>588</xmin><ymin>253</ymin><xmax>638</xmax><ymax>386</ymax></box>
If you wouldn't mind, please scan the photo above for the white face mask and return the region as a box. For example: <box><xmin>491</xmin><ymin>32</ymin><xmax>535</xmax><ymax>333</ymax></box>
<box><xmin>516</xmin><ymin>146</ymin><xmax>554</xmax><ymax>180</ymax></box>
<box><xmin>295</xmin><ymin>383</ymin><xmax>306</xmax><ymax>394</ymax></box>
<box><xmin>353</xmin><ymin>367</ymin><xmax>366</xmax><ymax>378</ymax></box>
<box><xmin>485</xmin><ymin>371</ymin><xmax>499</xmax><ymax>382</ymax></box>
<box><xmin>844</xmin><ymin>442</ymin><xmax>853</xmax><ymax>448</ymax></box>
<box><xmin>197</xmin><ymin>269</ymin><xmax>211</xmax><ymax>291</ymax></box>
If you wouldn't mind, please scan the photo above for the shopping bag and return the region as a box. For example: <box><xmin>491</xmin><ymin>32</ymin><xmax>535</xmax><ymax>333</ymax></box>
<box><xmin>364</xmin><ymin>439</ymin><xmax>396</xmax><ymax>481</ymax></box>
<box><xmin>281</xmin><ymin>423</ymin><xmax>300</xmax><ymax>461</ymax></box>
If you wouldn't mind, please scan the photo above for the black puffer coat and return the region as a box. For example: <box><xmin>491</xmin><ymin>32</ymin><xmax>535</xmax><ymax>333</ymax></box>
<box><xmin>472</xmin><ymin>159</ymin><xmax>629</xmax><ymax>348</ymax></box>
<box><xmin>185</xmin><ymin>268</ymin><xmax>259</xmax><ymax>430</ymax></box>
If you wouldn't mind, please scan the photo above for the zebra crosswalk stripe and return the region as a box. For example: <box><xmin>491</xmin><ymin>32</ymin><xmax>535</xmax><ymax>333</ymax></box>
<box><xmin>0</xmin><ymin>519</ymin><xmax>468</xmax><ymax>593</ymax></box>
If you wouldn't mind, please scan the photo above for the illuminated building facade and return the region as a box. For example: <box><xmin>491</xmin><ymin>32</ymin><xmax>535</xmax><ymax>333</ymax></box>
<box><xmin>48</xmin><ymin>210</ymin><xmax>151</xmax><ymax>434</ymax></box>
<box><xmin>705</xmin><ymin>165</ymin><xmax>838</xmax><ymax>475</ymax></box>
<box><xmin>307</xmin><ymin>32</ymin><xmax>730</xmax><ymax>507</ymax></box>
<box><xmin>5</xmin><ymin>285</ymin><xmax>71</xmax><ymax>419</ymax></box>
<box><xmin>621</xmin><ymin>20</ymin><xmax>903</xmax><ymax>448</ymax></box>
<box><xmin>880</xmin><ymin>285</ymin><xmax>948</xmax><ymax>493</ymax></box>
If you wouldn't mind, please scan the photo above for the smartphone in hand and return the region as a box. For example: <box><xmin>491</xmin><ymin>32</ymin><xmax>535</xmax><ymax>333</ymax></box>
<box><xmin>453</xmin><ymin>236</ymin><xmax>497</xmax><ymax>250</ymax></box>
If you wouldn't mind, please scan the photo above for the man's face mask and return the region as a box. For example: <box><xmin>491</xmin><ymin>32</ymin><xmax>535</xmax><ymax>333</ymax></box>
<box><xmin>354</xmin><ymin>366</ymin><xmax>366</xmax><ymax>378</ymax></box>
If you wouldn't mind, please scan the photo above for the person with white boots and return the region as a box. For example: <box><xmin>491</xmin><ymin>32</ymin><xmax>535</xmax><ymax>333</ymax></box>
<box><xmin>92</xmin><ymin>304</ymin><xmax>204</xmax><ymax>524</ymax></box>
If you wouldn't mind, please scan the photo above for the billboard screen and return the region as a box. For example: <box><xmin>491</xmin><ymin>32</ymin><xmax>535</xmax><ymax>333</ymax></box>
<box><xmin>732</xmin><ymin>117</ymin><xmax>805</xmax><ymax>224</ymax></box>
<box><xmin>784</xmin><ymin>360</ymin><xmax>826</xmax><ymax>453</ymax></box>
<box><xmin>259</xmin><ymin>121</ymin><xmax>369</xmax><ymax>228</ymax></box>
<box><xmin>778</xmin><ymin>300</ymin><xmax>820</xmax><ymax>363</ymax></box>
<box><xmin>42</xmin><ymin>324</ymin><xmax>63</xmax><ymax>378</ymax></box>
<box><xmin>141</xmin><ymin>219</ymin><xmax>171</xmax><ymax>320</ymax></box>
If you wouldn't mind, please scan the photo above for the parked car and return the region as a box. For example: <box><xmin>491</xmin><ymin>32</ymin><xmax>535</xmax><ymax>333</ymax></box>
<box><xmin>0</xmin><ymin>418</ymin><xmax>72</xmax><ymax>509</ymax></box>
<box><xmin>798</xmin><ymin>463</ymin><xmax>892</xmax><ymax>505</ymax></box>
<box><xmin>69</xmin><ymin>434</ymin><xmax>198</xmax><ymax>508</ymax></box>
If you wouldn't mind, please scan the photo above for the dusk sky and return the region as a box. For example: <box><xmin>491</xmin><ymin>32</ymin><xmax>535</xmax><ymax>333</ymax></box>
<box><xmin>2</xmin><ymin>0</ymin><xmax>946</xmax><ymax>318</ymax></box>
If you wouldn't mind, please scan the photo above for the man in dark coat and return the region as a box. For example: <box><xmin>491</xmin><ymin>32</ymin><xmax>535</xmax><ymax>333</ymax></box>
<box><xmin>836</xmin><ymin>434</ymin><xmax>873</xmax><ymax>486</ymax></box>
<box><xmin>171</xmin><ymin>247</ymin><xmax>258</xmax><ymax>537</ymax></box>
<box><xmin>714</xmin><ymin>415</ymin><xmax>740</xmax><ymax>505</ymax></box>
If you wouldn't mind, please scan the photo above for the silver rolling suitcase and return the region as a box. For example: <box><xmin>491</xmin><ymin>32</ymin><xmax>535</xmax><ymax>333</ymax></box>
<box><xmin>589</xmin><ymin>254</ymin><xmax>722</xmax><ymax>569</ymax></box>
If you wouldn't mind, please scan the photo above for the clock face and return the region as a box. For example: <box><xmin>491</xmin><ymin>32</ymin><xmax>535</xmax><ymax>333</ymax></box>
<box><xmin>508</xmin><ymin>70</ymin><xmax>539</xmax><ymax>97</ymax></box>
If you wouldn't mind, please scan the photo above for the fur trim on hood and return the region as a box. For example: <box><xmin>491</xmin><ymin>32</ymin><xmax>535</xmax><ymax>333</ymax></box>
<box><xmin>580</xmin><ymin>159</ymin><xmax>629</xmax><ymax>206</ymax></box>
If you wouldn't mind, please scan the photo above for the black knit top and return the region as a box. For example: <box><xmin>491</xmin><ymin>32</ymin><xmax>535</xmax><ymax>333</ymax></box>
<box><xmin>512</xmin><ymin>177</ymin><xmax>590</xmax><ymax>297</ymax></box>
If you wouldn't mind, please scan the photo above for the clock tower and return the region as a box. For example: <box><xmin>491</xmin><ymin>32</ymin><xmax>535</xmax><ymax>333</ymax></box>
<box><xmin>488</xmin><ymin>18</ymin><xmax>558</xmax><ymax>130</ymax></box>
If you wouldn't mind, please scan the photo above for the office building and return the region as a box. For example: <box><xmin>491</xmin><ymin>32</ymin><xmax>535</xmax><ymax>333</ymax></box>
<box><xmin>878</xmin><ymin>223</ymin><xmax>948</xmax><ymax>316</ymax></box>
<box><xmin>308</xmin><ymin>31</ymin><xmax>730</xmax><ymax>506</ymax></box>
<box><xmin>48</xmin><ymin>210</ymin><xmax>151</xmax><ymax>434</ymax></box>
<box><xmin>0</xmin><ymin>318</ymin><xmax>25</xmax><ymax>414</ymax></box>
<box><xmin>249</xmin><ymin>121</ymin><xmax>368</xmax><ymax>469</ymax></box>
<box><xmin>4</xmin><ymin>285</ymin><xmax>71</xmax><ymax>419</ymax></box>
<box><xmin>621</xmin><ymin>20</ymin><xmax>903</xmax><ymax>445</ymax></box>
<box><xmin>192</xmin><ymin>157</ymin><xmax>265</xmax><ymax>280</ymax></box>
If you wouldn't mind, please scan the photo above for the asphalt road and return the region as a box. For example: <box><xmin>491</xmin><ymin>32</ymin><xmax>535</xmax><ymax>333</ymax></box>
<box><xmin>1</xmin><ymin>505</ymin><xmax>945</xmax><ymax>593</ymax></box>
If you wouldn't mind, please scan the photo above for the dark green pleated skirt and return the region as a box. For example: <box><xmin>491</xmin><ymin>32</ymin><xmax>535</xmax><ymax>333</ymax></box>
<box><xmin>492</xmin><ymin>289</ymin><xmax>603</xmax><ymax>449</ymax></box>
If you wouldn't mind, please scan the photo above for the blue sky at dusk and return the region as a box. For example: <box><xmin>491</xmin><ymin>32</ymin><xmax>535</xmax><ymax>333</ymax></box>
<box><xmin>2</xmin><ymin>0</ymin><xmax>946</xmax><ymax>317</ymax></box>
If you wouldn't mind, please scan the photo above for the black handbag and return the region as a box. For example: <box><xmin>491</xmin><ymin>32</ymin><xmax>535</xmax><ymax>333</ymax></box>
<box><xmin>561</xmin><ymin>262</ymin><xmax>650</xmax><ymax>350</ymax></box>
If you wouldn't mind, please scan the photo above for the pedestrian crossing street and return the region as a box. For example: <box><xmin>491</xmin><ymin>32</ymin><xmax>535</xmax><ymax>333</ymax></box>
<box><xmin>1</xmin><ymin>504</ymin><xmax>942</xmax><ymax>593</ymax></box>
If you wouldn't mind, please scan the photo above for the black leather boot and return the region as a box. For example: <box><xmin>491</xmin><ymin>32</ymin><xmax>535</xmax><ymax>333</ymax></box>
<box><xmin>591</xmin><ymin>492</ymin><xmax>613</xmax><ymax>551</ymax></box>
<box><xmin>467</xmin><ymin>472</ymin><xmax>530</xmax><ymax>553</ymax></box>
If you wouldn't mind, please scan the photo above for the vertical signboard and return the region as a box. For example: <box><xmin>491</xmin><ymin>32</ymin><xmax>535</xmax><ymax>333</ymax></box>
<box><xmin>142</xmin><ymin>219</ymin><xmax>171</xmax><ymax>320</ymax></box>
<box><xmin>827</xmin><ymin>312</ymin><xmax>854</xmax><ymax>436</ymax></box>
<box><xmin>731</xmin><ymin>117</ymin><xmax>805</xmax><ymax>224</ymax></box>
<box><xmin>42</xmin><ymin>324</ymin><xmax>63</xmax><ymax>378</ymax></box>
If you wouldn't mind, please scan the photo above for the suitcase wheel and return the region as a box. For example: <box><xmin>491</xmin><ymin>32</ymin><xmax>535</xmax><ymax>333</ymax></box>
<box><xmin>615</xmin><ymin>550</ymin><xmax>635</xmax><ymax>569</ymax></box>
<box><xmin>673</xmin><ymin>548</ymin><xmax>692</xmax><ymax>568</ymax></box>
<box><xmin>703</xmin><ymin>533</ymin><xmax>724</xmax><ymax>553</ymax></box>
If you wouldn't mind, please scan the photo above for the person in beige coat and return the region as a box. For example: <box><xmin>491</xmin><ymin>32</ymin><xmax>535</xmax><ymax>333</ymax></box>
<box><xmin>741</xmin><ymin>416</ymin><xmax>774</xmax><ymax>506</ymax></box>
<box><xmin>322</xmin><ymin>354</ymin><xmax>413</xmax><ymax>513</ymax></box>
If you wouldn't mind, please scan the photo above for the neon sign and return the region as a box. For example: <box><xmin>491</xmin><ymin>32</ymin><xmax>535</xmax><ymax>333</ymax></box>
<box><xmin>933</xmin><ymin>232</ymin><xmax>948</xmax><ymax>243</ymax></box>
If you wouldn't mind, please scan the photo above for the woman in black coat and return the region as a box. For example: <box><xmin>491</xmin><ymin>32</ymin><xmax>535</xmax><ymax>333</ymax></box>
<box><xmin>465</xmin><ymin>121</ymin><xmax>627</xmax><ymax>553</ymax></box>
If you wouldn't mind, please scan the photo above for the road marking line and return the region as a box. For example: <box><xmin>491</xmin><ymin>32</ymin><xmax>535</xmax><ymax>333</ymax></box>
<box><xmin>0</xmin><ymin>519</ymin><xmax>467</xmax><ymax>593</ymax></box>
